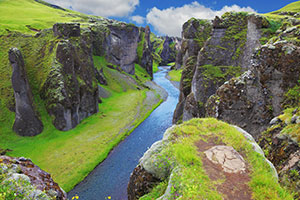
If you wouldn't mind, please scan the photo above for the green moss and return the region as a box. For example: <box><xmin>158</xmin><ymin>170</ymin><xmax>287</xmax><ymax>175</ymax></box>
<box><xmin>200</xmin><ymin>65</ymin><xmax>242</xmax><ymax>83</ymax></box>
<box><xmin>141</xmin><ymin>118</ymin><xmax>293</xmax><ymax>199</ymax></box>
<box><xmin>139</xmin><ymin>181</ymin><xmax>168</xmax><ymax>200</ymax></box>
<box><xmin>137</xmin><ymin>31</ymin><xmax>145</xmax><ymax>62</ymax></box>
<box><xmin>168</xmin><ymin>69</ymin><xmax>182</xmax><ymax>82</ymax></box>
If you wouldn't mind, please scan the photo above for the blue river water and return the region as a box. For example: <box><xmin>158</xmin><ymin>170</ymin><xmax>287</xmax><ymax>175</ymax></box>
<box><xmin>68</xmin><ymin>66</ymin><xmax>179</xmax><ymax>200</ymax></box>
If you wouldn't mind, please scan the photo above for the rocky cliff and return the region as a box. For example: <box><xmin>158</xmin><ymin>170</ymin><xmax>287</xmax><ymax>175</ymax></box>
<box><xmin>173</xmin><ymin>13</ymin><xmax>271</xmax><ymax>124</ymax></box>
<box><xmin>0</xmin><ymin>156</ymin><xmax>67</xmax><ymax>199</ymax></box>
<box><xmin>128</xmin><ymin>118</ymin><xmax>290</xmax><ymax>200</ymax></box>
<box><xmin>1</xmin><ymin>18</ymin><xmax>155</xmax><ymax>135</ymax></box>
<box><xmin>151</xmin><ymin>35</ymin><xmax>181</xmax><ymax>67</ymax></box>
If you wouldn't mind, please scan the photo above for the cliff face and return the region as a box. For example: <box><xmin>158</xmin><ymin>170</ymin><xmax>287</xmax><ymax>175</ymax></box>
<box><xmin>138</xmin><ymin>26</ymin><xmax>153</xmax><ymax>78</ymax></box>
<box><xmin>151</xmin><ymin>35</ymin><xmax>181</xmax><ymax>66</ymax></box>
<box><xmin>2</xmin><ymin>19</ymin><xmax>154</xmax><ymax>135</ymax></box>
<box><xmin>41</xmin><ymin>23</ymin><xmax>99</xmax><ymax>131</ymax></box>
<box><xmin>173</xmin><ymin>13</ymin><xmax>269</xmax><ymax>124</ymax></box>
<box><xmin>206</xmin><ymin>41</ymin><xmax>300</xmax><ymax>138</ymax></box>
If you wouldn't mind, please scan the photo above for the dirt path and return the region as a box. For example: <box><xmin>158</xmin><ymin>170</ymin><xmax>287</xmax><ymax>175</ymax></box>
<box><xmin>196</xmin><ymin>137</ymin><xmax>253</xmax><ymax>200</ymax></box>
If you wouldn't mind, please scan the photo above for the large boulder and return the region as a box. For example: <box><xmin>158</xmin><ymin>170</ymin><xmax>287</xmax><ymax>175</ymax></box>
<box><xmin>9</xmin><ymin>48</ymin><xmax>43</xmax><ymax>136</ymax></box>
<box><xmin>0</xmin><ymin>156</ymin><xmax>67</xmax><ymax>200</ymax></box>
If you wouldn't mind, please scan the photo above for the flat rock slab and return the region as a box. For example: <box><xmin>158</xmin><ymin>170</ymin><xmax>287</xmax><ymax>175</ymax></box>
<box><xmin>204</xmin><ymin>145</ymin><xmax>246</xmax><ymax>173</ymax></box>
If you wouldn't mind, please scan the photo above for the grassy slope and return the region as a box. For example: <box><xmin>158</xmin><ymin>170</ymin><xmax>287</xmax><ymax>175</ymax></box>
<box><xmin>1</xmin><ymin>55</ymin><xmax>161</xmax><ymax>192</ymax></box>
<box><xmin>0</xmin><ymin>0</ymin><xmax>90</xmax><ymax>34</ymax></box>
<box><xmin>0</xmin><ymin>0</ymin><xmax>162</xmax><ymax>192</ymax></box>
<box><xmin>272</xmin><ymin>1</ymin><xmax>300</xmax><ymax>13</ymax></box>
<box><xmin>263</xmin><ymin>1</ymin><xmax>300</xmax><ymax>20</ymax></box>
<box><xmin>141</xmin><ymin>118</ymin><xmax>293</xmax><ymax>200</ymax></box>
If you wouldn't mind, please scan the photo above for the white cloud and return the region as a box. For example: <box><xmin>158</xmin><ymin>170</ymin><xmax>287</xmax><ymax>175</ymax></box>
<box><xmin>45</xmin><ymin>0</ymin><xmax>139</xmax><ymax>17</ymax></box>
<box><xmin>146</xmin><ymin>2</ymin><xmax>255</xmax><ymax>37</ymax></box>
<box><xmin>131</xmin><ymin>15</ymin><xmax>145</xmax><ymax>24</ymax></box>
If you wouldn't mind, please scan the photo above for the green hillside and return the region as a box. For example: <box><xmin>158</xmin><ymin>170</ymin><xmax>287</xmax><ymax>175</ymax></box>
<box><xmin>0</xmin><ymin>0</ymin><xmax>160</xmax><ymax>192</ymax></box>
<box><xmin>272</xmin><ymin>1</ymin><xmax>300</xmax><ymax>13</ymax></box>
<box><xmin>0</xmin><ymin>0</ymin><xmax>93</xmax><ymax>34</ymax></box>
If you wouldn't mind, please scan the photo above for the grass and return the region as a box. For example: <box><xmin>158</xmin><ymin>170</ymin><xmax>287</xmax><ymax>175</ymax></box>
<box><xmin>271</xmin><ymin>1</ymin><xmax>300</xmax><ymax>13</ymax></box>
<box><xmin>141</xmin><ymin>118</ymin><xmax>293</xmax><ymax>199</ymax></box>
<box><xmin>168</xmin><ymin>69</ymin><xmax>183</xmax><ymax>82</ymax></box>
<box><xmin>0</xmin><ymin>0</ymin><xmax>91</xmax><ymax>35</ymax></box>
<box><xmin>1</xmin><ymin>54</ymin><xmax>162</xmax><ymax>192</ymax></box>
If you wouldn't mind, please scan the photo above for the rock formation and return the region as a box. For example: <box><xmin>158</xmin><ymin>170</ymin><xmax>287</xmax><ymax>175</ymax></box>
<box><xmin>151</xmin><ymin>35</ymin><xmax>181</xmax><ymax>66</ymax></box>
<box><xmin>0</xmin><ymin>156</ymin><xmax>67</xmax><ymax>199</ymax></box>
<box><xmin>128</xmin><ymin>118</ymin><xmax>282</xmax><ymax>200</ymax></box>
<box><xmin>206</xmin><ymin>41</ymin><xmax>300</xmax><ymax>138</ymax></box>
<box><xmin>9</xmin><ymin>48</ymin><xmax>43</xmax><ymax>136</ymax></box>
<box><xmin>173</xmin><ymin>13</ymin><xmax>270</xmax><ymax>124</ymax></box>
<box><xmin>41</xmin><ymin>23</ymin><xmax>99</xmax><ymax>131</ymax></box>
<box><xmin>173</xmin><ymin>18</ymin><xmax>212</xmax><ymax>123</ymax></box>
<box><xmin>138</xmin><ymin>26</ymin><xmax>153</xmax><ymax>78</ymax></box>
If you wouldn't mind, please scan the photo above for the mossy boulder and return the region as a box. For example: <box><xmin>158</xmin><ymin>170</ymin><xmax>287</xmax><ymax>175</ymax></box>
<box><xmin>128</xmin><ymin>118</ymin><xmax>290</xmax><ymax>200</ymax></box>
<box><xmin>259</xmin><ymin>109</ymin><xmax>300</xmax><ymax>199</ymax></box>
<box><xmin>0</xmin><ymin>156</ymin><xmax>67</xmax><ymax>199</ymax></box>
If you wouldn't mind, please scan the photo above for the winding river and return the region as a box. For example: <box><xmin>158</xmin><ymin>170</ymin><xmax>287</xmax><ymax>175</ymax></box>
<box><xmin>68</xmin><ymin>66</ymin><xmax>179</xmax><ymax>200</ymax></box>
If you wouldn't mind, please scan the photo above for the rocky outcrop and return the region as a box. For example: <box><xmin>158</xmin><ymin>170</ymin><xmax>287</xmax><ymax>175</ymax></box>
<box><xmin>259</xmin><ymin>112</ymin><xmax>300</xmax><ymax>199</ymax></box>
<box><xmin>9</xmin><ymin>48</ymin><xmax>43</xmax><ymax>136</ymax></box>
<box><xmin>128</xmin><ymin>118</ymin><xmax>282</xmax><ymax>200</ymax></box>
<box><xmin>159</xmin><ymin>36</ymin><xmax>181</xmax><ymax>66</ymax></box>
<box><xmin>138</xmin><ymin>26</ymin><xmax>153</xmax><ymax>78</ymax></box>
<box><xmin>53</xmin><ymin>23</ymin><xmax>80</xmax><ymax>38</ymax></box>
<box><xmin>105</xmin><ymin>24</ymin><xmax>139</xmax><ymax>75</ymax></box>
<box><xmin>0</xmin><ymin>156</ymin><xmax>67</xmax><ymax>199</ymax></box>
<box><xmin>173</xmin><ymin>13</ymin><xmax>269</xmax><ymax>124</ymax></box>
<box><xmin>173</xmin><ymin>18</ymin><xmax>212</xmax><ymax>123</ymax></box>
<box><xmin>206</xmin><ymin>41</ymin><xmax>300</xmax><ymax>138</ymax></box>
<box><xmin>41</xmin><ymin>24</ymin><xmax>99</xmax><ymax>131</ymax></box>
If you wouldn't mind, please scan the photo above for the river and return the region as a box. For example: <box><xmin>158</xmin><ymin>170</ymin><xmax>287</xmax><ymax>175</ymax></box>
<box><xmin>68</xmin><ymin>66</ymin><xmax>179</xmax><ymax>200</ymax></box>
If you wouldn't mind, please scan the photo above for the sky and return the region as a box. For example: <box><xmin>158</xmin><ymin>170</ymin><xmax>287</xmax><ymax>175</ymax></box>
<box><xmin>45</xmin><ymin>0</ymin><xmax>299</xmax><ymax>37</ymax></box>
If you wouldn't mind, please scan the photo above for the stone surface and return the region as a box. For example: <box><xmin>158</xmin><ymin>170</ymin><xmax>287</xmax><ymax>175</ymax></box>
<box><xmin>174</xmin><ymin>13</ymin><xmax>268</xmax><ymax>124</ymax></box>
<box><xmin>53</xmin><ymin>23</ymin><xmax>80</xmax><ymax>38</ymax></box>
<box><xmin>259</xmin><ymin>122</ymin><xmax>300</xmax><ymax>198</ymax></box>
<box><xmin>9</xmin><ymin>47</ymin><xmax>43</xmax><ymax>136</ymax></box>
<box><xmin>204</xmin><ymin>146</ymin><xmax>246</xmax><ymax>173</ymax></box>
<box><xmin>0</xmin><ymin>156</ymin><xmax>67</xmax><ymax>200</ymax></box>
<box><xmin>105</xmin><ymin>24</ymin><xmax>139</xmax><ymax>75</ymax></box>
<box><xmin>206</xmin><ymin>42</ymin><xmax>300</xmax><ymax>138</ymax></box>
<box><xmin>173</xmin><ymin>18</ymin><xmax>212</xmax><ymax>123</ymax></box>
<box><xmin>138</xmin><ymin>26</ymin><xmax>153</xmax><ymax>78</ymax></box>
<box><xmin>41</xmin><ymin>26</ymin><xmax>99</xmax><ymax>131</ymax></box>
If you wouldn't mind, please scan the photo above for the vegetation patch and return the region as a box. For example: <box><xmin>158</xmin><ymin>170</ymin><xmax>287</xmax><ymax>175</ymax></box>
<box><xmin>200</xmin><ymin>65</ymin><xmax>242</xmax><ymax>83</ymax></box>
<box><xmin>168</xmin><ymin>69</ymin><xmax>183</xmax><ymax>82</ymax></box>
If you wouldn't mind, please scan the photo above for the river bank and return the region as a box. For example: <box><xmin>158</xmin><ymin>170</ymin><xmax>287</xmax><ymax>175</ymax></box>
<box><xmin>68</xmin><ymin>66</ymin><xmax>179</xmax><ymax>199</ymax></box>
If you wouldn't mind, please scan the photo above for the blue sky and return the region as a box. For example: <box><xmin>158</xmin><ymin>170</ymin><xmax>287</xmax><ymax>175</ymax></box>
<box><xmin>45</xmin><ymin>0</ymin><xmax>298</xmax><ymax>36</ymax></box>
